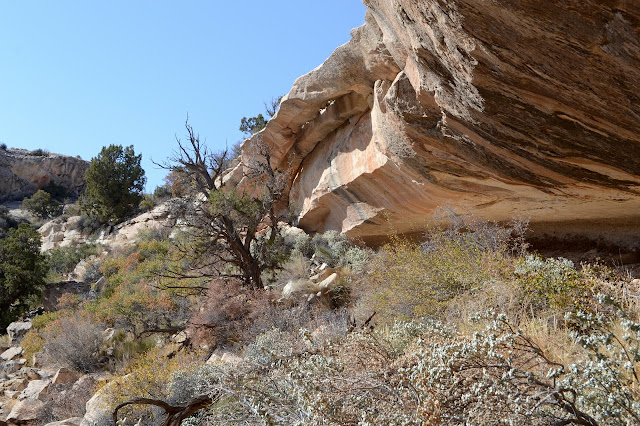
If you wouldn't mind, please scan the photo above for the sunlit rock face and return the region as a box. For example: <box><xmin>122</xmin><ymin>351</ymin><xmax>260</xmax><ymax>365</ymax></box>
<box><xmin>0</xmin><ymin>149</ymin><xmax>89</xmax><ymax>201</ymax></box>
<box><xmin>234</xmin><ymin>0</ymin><xmax>640</xmax><ymax>245</ymax></box>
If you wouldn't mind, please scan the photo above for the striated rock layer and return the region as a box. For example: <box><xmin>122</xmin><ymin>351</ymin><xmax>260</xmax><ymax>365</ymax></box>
<box><xmin>233</xmin><ymin>0</ymin><xmax>640</xmax><ymax>246</ymax></box>
<box><xmin>0</xmin><ymin>149</ymin><xmax>89</xmax><ymax>201</ymax></box>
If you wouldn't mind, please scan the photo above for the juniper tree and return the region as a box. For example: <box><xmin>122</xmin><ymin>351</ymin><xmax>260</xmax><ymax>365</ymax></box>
<box><xmin>81</xmin><ymin>144</ymin><xmax>146</xmax><ymax>224</ymax></box>
<box><xmin>0</xmin><ymin>224</ymin><xmax>47</xmax><ymax>329</ymax></box>
<box><xmin>157</xmin><ymin>120</ymin><xmax>287</xmax><ymax>290</ymax></box>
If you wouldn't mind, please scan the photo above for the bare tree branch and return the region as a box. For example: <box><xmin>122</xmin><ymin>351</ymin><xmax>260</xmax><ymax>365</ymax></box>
<box><xmin>113</xmin><ymin>394</ymin><xmax>218</xmax><ymax>426</ymax></box>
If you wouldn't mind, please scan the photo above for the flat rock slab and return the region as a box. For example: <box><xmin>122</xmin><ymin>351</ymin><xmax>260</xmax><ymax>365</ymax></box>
<box><xmin>19</xmin><ymin>380</ymin><xmax>50</xmax><ymax>401</ymax></box>
<box><xmin>6</xmin><ymin>399</ymin><xmax>45</xmax><ymax>424</ymax></box>
<box><xmin>52</xmin><ymin>368</ymin><xmax>79</xmax><ymax>386</ymax></box>
<box><xmin>0</xmin><ymin>347</ymin><xmax>23</xmax><ymax>362</ymax></box>
<box><xmin>44</xmin><ymin>418</ymin><xmax>83</xmax><ymax>426</ymax></box>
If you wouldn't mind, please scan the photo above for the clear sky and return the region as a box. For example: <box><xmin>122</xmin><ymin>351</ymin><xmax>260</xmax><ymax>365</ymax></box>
<box><xmin>0</xmin><ymin>1</ymin><xmax>366</xmax><ymax>191</ymax></box>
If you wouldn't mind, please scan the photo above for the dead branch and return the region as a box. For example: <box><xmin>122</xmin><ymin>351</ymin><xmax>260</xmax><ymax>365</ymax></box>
<box><xmin>112</xmin><ymin>394</ymin><xmax>218</xmax><ymax>426</ymax></box>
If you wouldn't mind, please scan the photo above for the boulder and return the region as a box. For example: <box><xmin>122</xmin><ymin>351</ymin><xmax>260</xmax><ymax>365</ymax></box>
<box><xmin>25</xmin><ymin>370</ymin><xmax>40</xmax><ymax>381</ymax></box>
<box><xmin>0</xmin><ymin>348</ymin><xmax>23</xmax><ymax>362</ymax></box>
<box><xmin>310</xmin><ymin>267</ymin><xmax>343</xmax><ymax>284</ymax></box>
<box><xmin>6</xmin><ymin>322</ymin><xmax>31</xmax><ymax>346</ymax></box>
<box><xmin>51</xmin><ymin>368</ymin><xmax>79</xmax><ymax>386</ymax></box>
<box><xmin>79</xmin><ymin>379</ymin><xmax>115</xmax><ymax>426</ymax></box>
<box><xmin>100</xmin><ymin>328</ymin><xmax>115</xmax><ymax>342</ymax></box>
<box><xmin>44</xmin><ymin>418</ymin><xmax>83</xmax><ymax>426</ymax></box>
<box><xmin>220</xmin><ymin>352</ymin><xmax>243</xmax><ymax>365</ymax></box>
<box><xmin>171</xmin><ymin>330</ymin><xmax>189</xmax><ymax>344</ymax></box>
<box><xmin>68</xmin><ymin>259</ymin><xmax>88</xmax><ymax>281</ymax></box>
<box><xmin>39</xmin><ymin>221</ymin><xmax>62</xmax><ymax>238</ymax></box>
<box><xmin>50</xmin><ymin>232</ymin><xmax>65</xmax><ymax>243</ymax></box>
<box><xmin>5</xmin><ymin>399</ymin><xmax>45</xmax><ymax>424</ymax></box>
<box><xmin>3</xmin><ymin>378</ymin><xmax>28</xmax><ymax>392</ymax></box>
<box><xmin>18</xmin><ymin>380</ymin><xmax>49</xmax><ymax>401</ymax></box>
<box><xmin>206</xmin><ymin>353</ymin><xmax>221</xmax><ymax>365</ymax></box>
<box><xmin>65</xmin><ymin>216</ymin><xmax>83</xmax><ymax>230</ymax></box>
<box><xmin>1</xmin><ymin>361</ymin><xmax>21</xmax><ymax>375</ymax></box>
<box><xmin>283</xmin><ymin>268</ymin><xmax>345</xmax><ymax>300</ymax></box>
<box><xmin>4</xmin><ymin>390</ymin><xmax>20</xmax><ymax>400</ymax></box>
<box><xmin>282</xmin><ymin>279</ymin><xmax>319</xmax><ymax>299</ymax></box>
<box><xmin>316</xmin><ymin>272</ymin><xmax>340</xmax><ymax>291</ymax></box>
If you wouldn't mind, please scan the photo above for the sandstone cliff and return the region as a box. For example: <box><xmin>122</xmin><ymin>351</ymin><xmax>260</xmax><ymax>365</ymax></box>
<box><xmin>231</xmin><ymin>0</ymin><xmax>640</xmax><ymax>246</ymax></box>
<box><xmin>0</xmin><ymin>149</ymin><xmax>89</xmax><ymax>201</ymax></box>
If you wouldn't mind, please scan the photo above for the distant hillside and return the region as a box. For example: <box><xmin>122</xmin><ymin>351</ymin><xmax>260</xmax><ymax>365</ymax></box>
<box><xmin>0</xmin><ymin>148</ymin><xmax>89</xmax><ymax>202</ymax></box>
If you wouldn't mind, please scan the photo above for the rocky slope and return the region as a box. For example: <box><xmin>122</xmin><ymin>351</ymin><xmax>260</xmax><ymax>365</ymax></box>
<box><xmin>231</xmin><ymin>0</ymin><xmax>640</xmax><ymax>246</ymax></box>
<box><xmin>0</xmin><ymin>320</ymin><xmax>109</xmax><ymax>426</ymax></box>
<box><xmin>38</xmin><ymin>201</ymin><xmax>176</xmax><ymax>252</ymax></box>
<box><xmin>0</xmin><ymin>149</ymin><xmax>89</xmax><ymax>202</ymax></box>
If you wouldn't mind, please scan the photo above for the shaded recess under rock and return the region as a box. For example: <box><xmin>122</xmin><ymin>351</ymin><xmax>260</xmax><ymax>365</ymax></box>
<box><xmin>227</xmin><ymin>0</ymin><xmax>640</xmax><ymax>248</ymax></box>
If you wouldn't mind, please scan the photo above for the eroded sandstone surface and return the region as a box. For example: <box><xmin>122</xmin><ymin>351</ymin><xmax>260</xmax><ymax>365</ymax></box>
<box><xmin>231</xmin><ymin>0</ymin><xmax>640</xmax><ymax>246</ymax></box>
<box><xmin>0</xmin><ymin>149</ymin><xmax>89</xmax><ymax>201</ymax></box>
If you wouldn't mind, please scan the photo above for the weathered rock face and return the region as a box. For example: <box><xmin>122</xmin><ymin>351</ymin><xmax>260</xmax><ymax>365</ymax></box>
<box><xmin>233</xmin><ymin>0</ymin><xmax>640</xmax><ymax>245</ymax></box>
<box><xmin>0</xmin><ymin>149</ymin><xmax>89</xmax><ymax>201</ymax></box>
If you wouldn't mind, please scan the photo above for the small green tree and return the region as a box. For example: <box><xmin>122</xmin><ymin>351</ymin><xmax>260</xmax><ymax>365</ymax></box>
<box><xmin>81</xmin><ymin>144</ymin><xmax>146</xmax><ymax>224</ymax></box>
<box><xmin>237</xmin><ymin>96</ymin><xmax>282</xmax><ymax>137</ymax></box>
<box><xmin>21</xmin><ymin>189</ymin><xmax>62</xmax><ymax>219</ymax></box>
<box><xmin>239</xmin><ymin>114</ymin><xmax>267</xmax><ymax>136</ymax></box>
<box><xmin>0</xmin><ymin>223</ymin><xmax>47</xmax><ymax>329</ymax></box>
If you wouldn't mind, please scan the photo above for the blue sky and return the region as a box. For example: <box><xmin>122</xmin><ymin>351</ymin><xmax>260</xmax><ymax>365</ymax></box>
<box><xmin>0</xmin><ymin>1</ymin><xmax>366</xmax><ymax>191</ymax></box>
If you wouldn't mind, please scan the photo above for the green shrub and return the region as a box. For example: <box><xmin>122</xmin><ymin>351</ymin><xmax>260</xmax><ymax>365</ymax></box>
<box><xmin>42</xmin><ymin>180</ymin><xmax>70</xmax><ymax>201</ymax></box>
<box><xmin>300</xmin><ymin>230</ymin><xmax>369</xmax><ymax>271</ymax></box>
<box><xmin>514</xmin><ymin>255</ymin><xmax>599</xmax><ymax>313</ymax></box>
<box><xmin>0</xmin><ymin>223</ymin><xmax>47</xmax><ymax>329</ymax></box>
<box><xmin>80</xmin><ymin>144</ymin><xmax>146</xmax><ymax>224</ymax></box>
<box><xmin>139</xmin><ymin>194</ymin><xmax>157</xmax><ymax>212</ymax></box>
<box><xmin>112</xmin><ymin>335</ymin><xmax>157</xmax><ymax>364</ymax></box>
<box><xmin>291</xmin><ymin>234</ymin><xmax>313</xmax><ymax>258</ymax></box>
<box><xmin>75</xmin><ymin>214</ymin><xmax>101</xmax><ymax>234</ymax></box>
<box><xmin>30</xmin><ymin>148</ymin><xmax>49</xmax><ymax>156</ymax></box>
<box><xmin>360</xmin><ymin>235</ymin><xmax>503</xmax><ymax>323</ymax></box>
<box><xmin>101</xmin><ymin>347</ymin><xmax>200</xmax><ymax>422</ymax></box>
<box><xmin>152</xmin><ymin>184</ymin><xmax>172</xmax><ymax>200</ymax></box>
<box><xmin>21</xmin><ymin>329</ymin><xmax>44</xmax><ymax>366</ymax></box>
<box><xmin>47</xmin><ymin>242</ymin><xmax>101</xmax><ymax>277</ymax></box>
<box><xmin>63</xmin><ymin>203</ymin><xmax>81</xmax><ymax>216</ymax></box>
<box><xmin>244</xmin><ymin>328</ymin><xmax>296</xmax><ymax>365</ymax></box>
<box><xmin>31</xmin><ymin>311</ymin><xmax>60</xmax><ymax>330</ymax></box>
<box><xmin>86</xmin><ymin>239</ymin><xmax>191</xmax><ymax>335</ymax></box>
<box><xmin>21</xmin><ymin>190</ymin><xmax>63</xmax><ymax>218</ymax></box>
<box><xmin>0</xmin><ymin>206</ymin><xmax>24</xmax><ymax>237</ymax></box>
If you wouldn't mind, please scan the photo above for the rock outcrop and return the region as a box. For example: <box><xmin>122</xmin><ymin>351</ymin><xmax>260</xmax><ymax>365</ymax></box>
<box><xmin>39</xmin><ymin>201</ymin><xmax>177</xmax><ymax>252</ymax></box>
<box><xmin>232</xmin><ymin>0</ymin><xmax>640</xmax><ymax>246</ymax></box>
<box><xmin>0</xmin><ymin>149</ymin><xmax>88</xmax><ymax>202</ymax></box>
